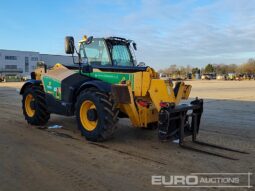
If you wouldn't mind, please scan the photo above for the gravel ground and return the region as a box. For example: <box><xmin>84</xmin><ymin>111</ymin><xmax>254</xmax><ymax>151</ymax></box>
<box><xmin>0</xmin><ymin>80</ymin><xmax>254</xmax><ymax>191</ymax></box>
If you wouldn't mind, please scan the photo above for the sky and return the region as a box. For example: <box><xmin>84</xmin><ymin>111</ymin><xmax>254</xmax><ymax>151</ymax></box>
<box><xmin>0</xmin><ymin>0</ymin><xmax>255</xmax><ymax>70</ymax></box>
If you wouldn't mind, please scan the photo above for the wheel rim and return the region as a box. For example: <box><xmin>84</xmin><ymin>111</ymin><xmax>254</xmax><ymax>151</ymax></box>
<box><xmin>25</xmin><ymin>94</ymin><xmax>35</xmax><ymax>117</ymax></box>
<box><xmin>80</xmin><ymin>100</ymin><xmax>98</xmax><ymax>131</ymax></box>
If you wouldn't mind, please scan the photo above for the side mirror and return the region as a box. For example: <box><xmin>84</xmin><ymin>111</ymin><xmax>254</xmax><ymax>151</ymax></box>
<box><xmin>65</xmin><ymin>36</ymin><xmax>75</xmax><ymax>54</ymax></box>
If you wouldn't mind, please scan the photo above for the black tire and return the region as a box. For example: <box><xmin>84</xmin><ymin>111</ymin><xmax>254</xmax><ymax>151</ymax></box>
<box><xmin>22</xmin><ymin>86</ymin><xmax>50</xmax><ymax>125</ymax></box>
<box><xmin>76</xmin><ymin>88</ymin><xmax>119</xmax><ymax>142</ymax></box>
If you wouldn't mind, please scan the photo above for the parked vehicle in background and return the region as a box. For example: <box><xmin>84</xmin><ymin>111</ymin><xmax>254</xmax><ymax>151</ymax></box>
<box><xmin>201</xmin><ymin>73</ymin><xmax>215</xmax><ymax>80</ymax></box>
<box><xmin>159</xmin><ymin>73</ymin><xmax>170</xmax><ymax>81</ymax></box>
<box><xmin>227</xmin><ymin>73</ymin><xmax>236</xmax><ymax>80</ymax></box>
<box><xmin>159</xmin><ymin>73</ymin><xmax>188</xmax><ymax>81</ymax></box>
<box><xmin>169</xmin><ymin>74</ymin><xmax>187</xmax><ymax>81</ymax></box>
<box><xmin>202</xmin><ymin>74</ymin><xmax>209</xmax><ymax>80</ymax></box>
<box><xmin>243</xmin><ymin>74</ymin><xmax>255</xmax><ymax>80</ymax></box>
<box><xmin>22</xmin><ymin>75</ymin><xmax>31</xmax><ymax>81</ymax></box>
<box><xmin>235</xmin><ymin>74</ymin><xmax>244</xmax><ymax>81</ymax></box>
<box><xmin>216</xmin><ymin>74</ymin><xmax>226</xmax><ymax>80</ymax></box>
<box><xmin>5</xmin><ymin>75</ymin><xmax>22</xmax><ymax>82</ymax></box>
<box><xmin>186</xmin><ymin>73</ymin><xmax>192</xmax><ymax>80</ymax></box>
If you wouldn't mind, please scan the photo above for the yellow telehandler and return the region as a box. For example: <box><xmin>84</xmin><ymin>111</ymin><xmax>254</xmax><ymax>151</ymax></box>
<box><xmin>20</xmin><ymin>36</ymin><xmax>248</xmax><ymax>160</ymax></box>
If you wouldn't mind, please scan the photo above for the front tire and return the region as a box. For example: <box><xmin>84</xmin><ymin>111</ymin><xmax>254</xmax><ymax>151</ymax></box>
<box><xmin>76</xmin><ymin>88</ymin><xmax>118</xmax><ymax>142</ymax></box>
<box><xmin>22</xmin><ymin>86</ymin><xmax>50</xmax><ymax>125</ymax></box>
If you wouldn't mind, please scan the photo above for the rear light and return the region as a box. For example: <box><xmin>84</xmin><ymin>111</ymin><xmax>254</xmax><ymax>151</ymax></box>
<box><xmin>160</xmin><ymin>102</ymin><xmax>169</xmax><ymax>108</ymax></box>
<box><xmin>137</xmin><ymin>100</ymin><xmax>150</xmax><ymax>108</ymax></box>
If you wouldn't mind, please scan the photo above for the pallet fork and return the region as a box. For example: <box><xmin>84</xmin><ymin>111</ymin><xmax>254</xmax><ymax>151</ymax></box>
<box><xmin>158</xmin><ymin>98</ymin><xmax>249</xmax><ymax>160</ymax></box>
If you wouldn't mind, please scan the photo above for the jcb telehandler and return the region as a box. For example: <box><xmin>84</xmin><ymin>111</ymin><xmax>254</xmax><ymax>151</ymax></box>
<box><xmin>20</xmin><ymin>36</ymin><xmax>247</xmax><ymax>160</ymax></box>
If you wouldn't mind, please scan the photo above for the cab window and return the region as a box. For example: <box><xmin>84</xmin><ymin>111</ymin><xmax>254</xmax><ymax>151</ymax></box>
<box><xmin>112</xmin><ymin>44</ymin><xmax>133</xmax><ymax>67</ymax></box>
<box><xmin>80</xmin><ymin>39</ymin><xmax>111</xmax><ymax>66</ymax></box>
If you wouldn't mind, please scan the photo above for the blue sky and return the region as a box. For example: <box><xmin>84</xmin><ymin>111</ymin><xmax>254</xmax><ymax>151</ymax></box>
<box><xmin>0</xmin><ymin>0</ymin><xmax>255</xmax><ymax>70</ymax></box>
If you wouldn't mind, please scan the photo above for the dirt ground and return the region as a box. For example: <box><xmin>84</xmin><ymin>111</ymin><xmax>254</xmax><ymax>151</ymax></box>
<box><xmin>0</xmin><ymin>80</ymin><xmax>254</xmax><ymax>191</ymax></box>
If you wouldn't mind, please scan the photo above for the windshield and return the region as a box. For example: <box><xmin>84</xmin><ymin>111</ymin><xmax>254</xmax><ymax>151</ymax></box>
<box><xmin>80</xmin><ymin>39</ymin><xmax>111</xmax><ymax>66</ymax></box>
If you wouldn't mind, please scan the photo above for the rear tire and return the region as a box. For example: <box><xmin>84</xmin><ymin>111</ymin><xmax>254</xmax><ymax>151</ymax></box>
<box><xmin>76</xmin><ymin>88</ymin><xmax>119</xmax><ymax>142</ymax></box>
<box><xmin>22</xmin><ymin>86</ymin><xmax>50</xmax><ymax>125</ymax></box>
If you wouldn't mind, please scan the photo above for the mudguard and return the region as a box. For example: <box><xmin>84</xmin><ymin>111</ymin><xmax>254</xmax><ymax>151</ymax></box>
<box><xmin>76</xmin><ymin>80</ymin><xmax>112</xmax><ymax>96</ymax></box>
<box><xmin>20</xmin><ymin>80</ymin><xmax>42</xmax><ymax>95</ymax></box>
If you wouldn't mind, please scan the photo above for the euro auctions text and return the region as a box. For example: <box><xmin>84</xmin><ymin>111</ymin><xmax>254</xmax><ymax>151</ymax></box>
<box><xmin>152</xmin><ymin>173</ymin><xmax>253</xmax><ymax>188</ymax></box>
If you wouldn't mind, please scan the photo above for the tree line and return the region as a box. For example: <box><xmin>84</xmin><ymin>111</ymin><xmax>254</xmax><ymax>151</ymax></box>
<box><xmin>158</xmin><ymin>58</ymin><xmax>255</xmax><ymax>76</ymax></box>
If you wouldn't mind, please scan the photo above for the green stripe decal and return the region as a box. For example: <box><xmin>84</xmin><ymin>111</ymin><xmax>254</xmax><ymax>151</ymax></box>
<box><xmin>82</xmin><ymin>71</ymin><xmax>135</xmax><ymax>89</ymax></box>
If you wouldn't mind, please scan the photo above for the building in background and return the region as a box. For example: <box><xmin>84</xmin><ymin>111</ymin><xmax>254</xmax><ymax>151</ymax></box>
<box><xmin>0</xmin><ymin>49</ymin><xmax>74</xmax><ymax>78</ymax></box>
